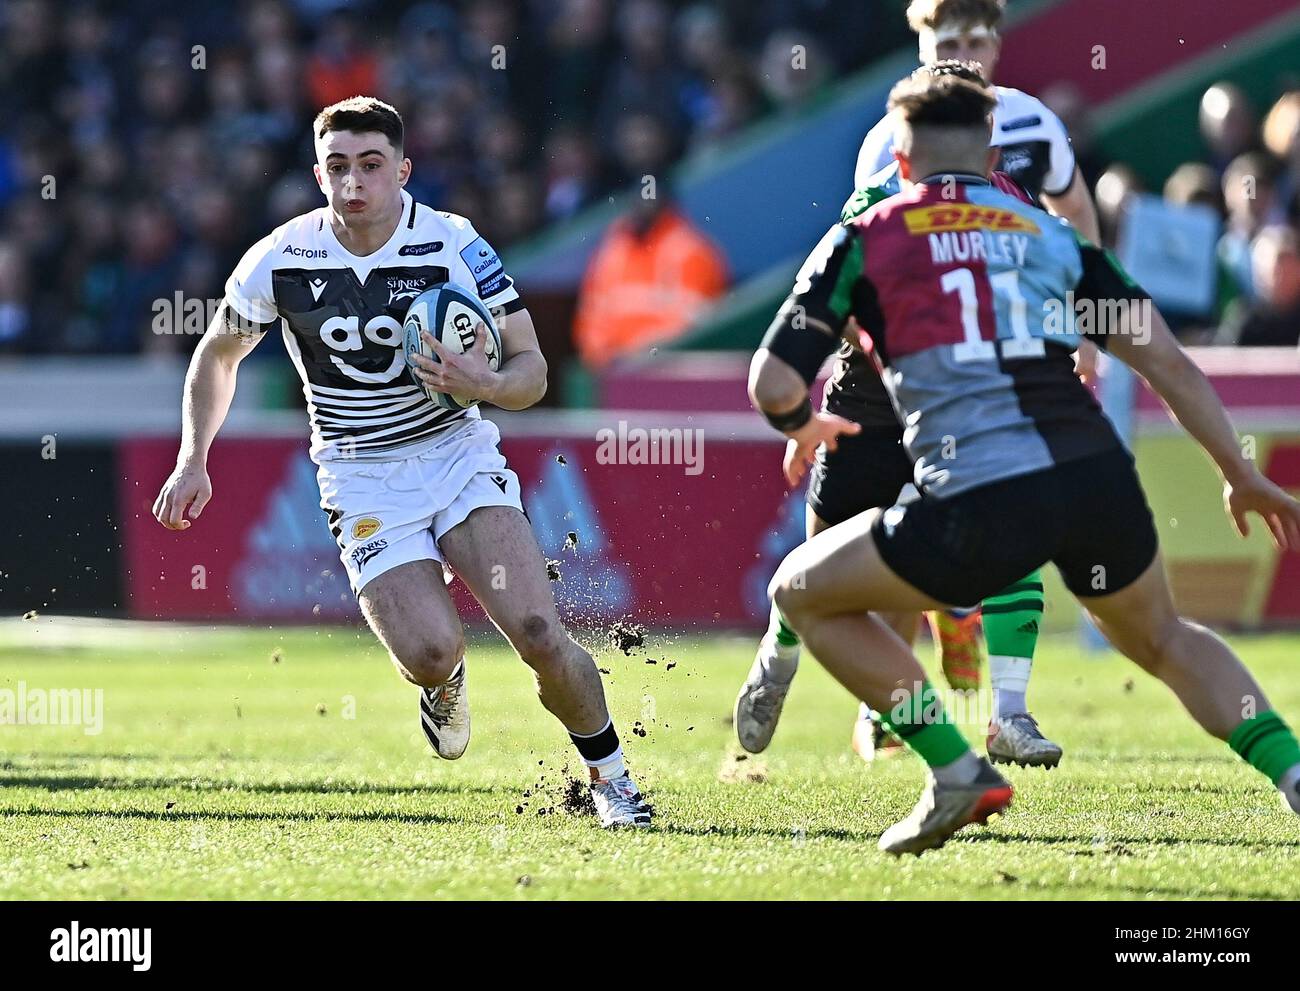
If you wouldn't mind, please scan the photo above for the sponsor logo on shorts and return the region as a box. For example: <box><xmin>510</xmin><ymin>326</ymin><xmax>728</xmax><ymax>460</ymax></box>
<box><xmin>903</xmin><ymin>204</ymin><xmax>1040</xmax><ymax>236</ymax></box>
<box><xmin>398</xmin><ymin>241</ymin><xmax>444</xmax><ymax>256</ymax></box>
<box><xmin>350</xmin><ymin>538</ymin><xmax>388</xmax><ymax>569</ymax></box>
<box><xmin>351</xmin><ymin>517</ymin><xmax>383</xmax><ymax>540</ymax></box>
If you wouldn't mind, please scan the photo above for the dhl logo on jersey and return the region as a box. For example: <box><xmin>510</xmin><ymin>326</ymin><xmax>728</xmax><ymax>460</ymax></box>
<box><xmin>903</xmin><ymin>204</ymin><xmax>1040</xmax><ymax>236</ymax></box>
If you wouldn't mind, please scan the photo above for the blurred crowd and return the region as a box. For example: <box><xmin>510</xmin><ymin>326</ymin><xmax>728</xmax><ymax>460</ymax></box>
<box><xmin>2</xmin><ymin>0</ymin><xmax>1296</xmax><ymax>361</ymax></box>
<box><xmin>1086</xmin><ymin>81</ymin><xmax>1300</xmax><ymax>347</ymax></box>
<box><xmin>0</xmin><ymin>0</ymin><xmax>893</xmax><ymax>356</ymax></box>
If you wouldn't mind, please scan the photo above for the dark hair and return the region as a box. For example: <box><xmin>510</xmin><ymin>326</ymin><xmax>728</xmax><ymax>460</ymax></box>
<box><xmin>906</xmin><ymin>0</ymin><xmax>1005</xmax><ymax>33</ymax></box>
<box><xmin>313</xmin><ymin>96</ymin><xmax>404</xmax><ymax>152</ymax></box>
<box><xmin>887</xmin><ymin>61</ymin><xmax>996</xmax><ymax>127</ymax></box>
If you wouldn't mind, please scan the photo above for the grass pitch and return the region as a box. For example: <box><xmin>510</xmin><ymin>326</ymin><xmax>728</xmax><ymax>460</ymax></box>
<box><xmin>1</xmin><ymin>618</ymin><xmax>1297</xmax><ymax>900</ymax></box>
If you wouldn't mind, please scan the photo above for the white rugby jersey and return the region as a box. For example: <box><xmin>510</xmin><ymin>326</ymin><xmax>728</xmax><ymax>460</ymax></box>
<box><xmin>854</xmin><ymin>85</ymin><xmax>1076</xmax><ymax>200</ymax></box>
<box><xmin>223</xmin><ymin>189</ymin><xmax>523</xmax><ymax>462</ymax></box>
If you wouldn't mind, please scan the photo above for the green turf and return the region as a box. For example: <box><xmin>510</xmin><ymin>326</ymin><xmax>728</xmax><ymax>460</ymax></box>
<box><xmin>1</xmin><ymin>620</ymin><xmax>1298</xmax><ymax>900</ymax></box>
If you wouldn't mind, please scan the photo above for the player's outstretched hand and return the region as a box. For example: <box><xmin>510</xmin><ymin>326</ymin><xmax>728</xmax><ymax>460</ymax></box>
<box><xmin>783</xmin><ymin>411</ymin><xmax>862</xmax><ymax>488</ymax></box>
<box><xmin>1225</xmin><ymin>470</ymin><xmax>1300</xmax><ymax>549</ymax></box>
<box><xmin>153</xmin><ymin>463</ymin><xmax>212</xmax><ymax>531</ymax></box>
<box><xmin>412</xmin><ymin>325</ymin><xmax>497</xmax><ymax>404</ymax></box>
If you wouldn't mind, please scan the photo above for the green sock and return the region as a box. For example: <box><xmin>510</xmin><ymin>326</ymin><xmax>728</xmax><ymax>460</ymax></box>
<box><xmin>770</xmin><ymin>603</ymin><xmax>800</xmax><ymax>647</ymax></box>
<box><xmin>879</xmin><ymin>680</ymin><xmax>971</xmax><ymax>768</ymax></box>
<box><xmin>981</xmin><ymin>571</ymin><xmax>1043</xmax><ymax>659</ymax></box>
<box><xmin>1228</xmin><ymin>711</ymin><xmax>1300</xmax><ymax>784</ymax></box>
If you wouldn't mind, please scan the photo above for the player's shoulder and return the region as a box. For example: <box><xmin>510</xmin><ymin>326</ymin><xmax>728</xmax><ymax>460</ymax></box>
<box><xmin>993</xmin><ymin>86</ymin><xmax>1067</xmax><ymax>134</ymax></box>
<box><xmin>231</xmin><ymin>208</ymin><xmax>328</xmax><ymax>279</ymax></box>
<box><xmin>412</xmin><ymin>203</ymin><xmax>478</xmax><ymax>242</ymax></box>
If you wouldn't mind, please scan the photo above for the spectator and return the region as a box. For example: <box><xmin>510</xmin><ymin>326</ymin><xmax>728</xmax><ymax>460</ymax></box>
<box><xmin>0</xmin><ymin>240</ymin><xmax>34</xmax><ymax>353</ymax></box>
<box><xmin>1220</xmin><ymin>151</ymin><xmax>1283</xmax><ymax>301</ymax></box>
<box><xmin>542</xmin><ymin>125</ymin><xmax>610</xmax><ymax>221</ymax></box>
<box><xmin>1164</xmin><ymin>162</ymin><xmax>1223</xmax><ymax>215</ymax></box>
<box><xmin>1041</xmin><ymin>81</ymin><xmax>1105</xmax><ymax>191</ymax></box>
<box><xmin>1094</xmin><ymin>164</ymin><xmax>1144</xmax><ymax>249</ymax></box>
<box><xmin>304</xmin><ymin>8</ymin><xmax>378</xmax><ymax>110</ymax></box>
<box><xmin>0</xmin><ymin>0</ymin><xmax>898</xmax><ymax>358</ymax></box>
<box><xmin>1200</xmin><ymin>82</ymin><xmax>1258</xmax><ymax>175</ymax></box>
<box><xmin>1263</xmin><ymin>90</ymin><xmax>1300</xmax><ymax>223</ymax></box>
<box><xmin>1216</xmin><ymin>226</ymin><xmax>1300</xmax><ymax>347</ymax></box>
<box><xmin>572</xmin><ymin>179</ymin><xmax>729</xmax><ymax>368</ymax></box>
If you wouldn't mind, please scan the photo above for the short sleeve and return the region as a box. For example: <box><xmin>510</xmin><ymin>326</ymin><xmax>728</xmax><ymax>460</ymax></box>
<box><xmin>760</xmin><ymin>224</ymin><xmax>868</xmax><ymax>383</ymax></box>
<box><xmin>454</xmin><ymin>224</ymin><xmax>523</xmax><ymax>315</ymax></box>
<box><xmin>1073</xmin><ymin>239</ymin><xmax>1151</xmax><ymax>349</ymax></box>
<box><xmin>1040</xmin><ymin>104</ymin><xmax>1078</xmax><ymax>198</ymax></box>
<box><xmin>223</xmin><ymin>234</ymin><xmax>280</xmax><ymax>332</ymax></box>
<box><xmin>854</xmin><ymin>116</ymin><xmax>897</xmax><ymax>190</ymax></box>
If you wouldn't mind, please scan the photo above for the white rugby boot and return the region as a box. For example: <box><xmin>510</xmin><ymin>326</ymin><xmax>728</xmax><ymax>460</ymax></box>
<box><xmin>590</xmin><ymin>771</ymin><xmax>652</xmax><ymax>828</ymax></box>
<box><xmin>418</xmin><ymin>661</ymin><xmax>471</xmax><ymax>760</ymax></box>
<box><xmin>733</xmin><ymin>645</ymin><xmax>796</xmax><ymax>754</ymax></box>
<box><xmin>878</xmin><ymin>760</ymin><xmax>1014</xmax><ymax>856</ymax></box>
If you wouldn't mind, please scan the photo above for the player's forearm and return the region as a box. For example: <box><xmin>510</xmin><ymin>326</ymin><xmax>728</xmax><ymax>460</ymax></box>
<box><xmin>178</xmin><ymin>336</ymin><xmax>241</xmax><ymax>466</ymax></box>
<box><xmin>1118</xmin><ymin>325</ymin><xmax>1253</xmax><ymax>485</ymax></box>
<box><xmin>1043</xmin><ymin>170</ymin><xmax>1100</xmax><ymax>244</ymax></box>
<box><xmin>1147</xmin><ymin>356</ymin><xmax>1252</xmax><ymax>484</ymax></box>
<box><xmin>486</xmin><ymin>350</ymin><xmax>547</xmax><ymax>410</ymax></box>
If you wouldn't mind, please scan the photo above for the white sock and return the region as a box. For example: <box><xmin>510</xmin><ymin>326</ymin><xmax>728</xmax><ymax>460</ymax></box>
<box><xmin>759</xmin><ymin>633</ymin><xmax>800</xmax><ymax>683</ymax></box>
<box><xmin>990</xmin><ymin>655</ymin><xmax>1032</xmax><ymax>720</ymax></box>
<box><xmin>591</xmin><ymin>748</ymin><xmax>626</xmax><ymax>782</ymax></box>
<box><xmin>1279</xmin><ymin>763</ymin><xmax>1300</xmax><ymax>814</ymax></box>
<box><xmin>931</xmin><ymin>749</ymin><xmax>983</xmax><ymax>786</ymax></box>
<box><xmin>858</xmin><ymin>701</ymin><xmax>876</xmax><ymax>722</ymax></box>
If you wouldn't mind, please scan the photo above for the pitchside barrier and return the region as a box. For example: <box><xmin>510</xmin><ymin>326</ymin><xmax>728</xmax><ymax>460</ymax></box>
<box><xmin>0</xmin><ymin>349</ymin><xmax>1297</xmax><ymax>630</ymax></box>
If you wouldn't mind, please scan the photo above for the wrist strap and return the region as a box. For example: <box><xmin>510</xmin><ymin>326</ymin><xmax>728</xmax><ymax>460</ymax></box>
<box><xmin>763</xmin><ymin>400</ymin><xmax>812</xmax><ymax>433</ymax></box>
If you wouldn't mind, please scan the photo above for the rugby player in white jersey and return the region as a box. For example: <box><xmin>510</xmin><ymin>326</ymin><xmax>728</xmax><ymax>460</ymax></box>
<box><xmin>152</xmin><ymin>98</ymin><xmax>650</xmax><ymax>828</ymax></box>
<box><xmin>739</xmin><ymin>0</ymin><xmax>1101</xmax><ymax>766</ymax></box>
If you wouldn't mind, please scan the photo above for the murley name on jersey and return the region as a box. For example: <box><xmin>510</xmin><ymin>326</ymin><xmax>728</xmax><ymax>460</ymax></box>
<box><xmin>927</xmin><ymin>229</ymin><xmax>1029</xmax><ymax>267</ymax></box>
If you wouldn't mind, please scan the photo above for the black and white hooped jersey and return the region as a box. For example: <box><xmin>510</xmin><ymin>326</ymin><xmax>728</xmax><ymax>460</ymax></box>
<box><xmin>854</xmin><ymin>85</ymin><xmax>1076</xmax><ymax>201</ymax></box>
<box><xmin>223</xmin><ymin>189</ymin><xmax>523</xmax><ymax>462</ymax></box>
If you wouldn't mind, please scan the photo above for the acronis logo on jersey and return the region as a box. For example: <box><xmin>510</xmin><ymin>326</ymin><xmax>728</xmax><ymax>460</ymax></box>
<box><xmin>459</xmin><ymin>236</ymin><xmax>508</xmax><ymax>296</ymax></box>
<box><xmin>904</xmin><ymin>205</ymin><xmax>1040</xmax><ymax>236</ymax></box>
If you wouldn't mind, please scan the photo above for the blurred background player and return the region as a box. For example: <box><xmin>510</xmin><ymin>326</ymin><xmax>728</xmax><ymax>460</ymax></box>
<box><xmin>754</xmin><ymin>66</ymin><xmax>1300</xmax><ymax>853</ymax></box>
<box><xmin>151</xmin><ymin>97</ymin><xmax>651</xmax><ymax>829</ymax></box>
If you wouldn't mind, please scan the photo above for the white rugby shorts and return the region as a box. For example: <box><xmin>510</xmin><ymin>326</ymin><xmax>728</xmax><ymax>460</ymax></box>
<box><xmin>317</xmin><ymin>416</ymin><xmax>524</xmax><ymax>593</ymax></box>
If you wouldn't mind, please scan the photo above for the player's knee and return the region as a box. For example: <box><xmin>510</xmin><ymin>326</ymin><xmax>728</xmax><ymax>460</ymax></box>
<box><xmin>770</xmin><ymin>574</ymin><xmax>806</xmax><ymax>626</ymax></box>
<box><xmin>769</xmin><ymin>558</ymin><xmax>810</xmax><ymax>621</ymax></box>
<box><xmin>511</xmin><ymin>613</ymin><xmax>565</xmax><ymax>667</ymax></box>
<box><xmin>393</xmin><ymin>635</ymin><xmax>464</xmax><ymax>688</ymax></box>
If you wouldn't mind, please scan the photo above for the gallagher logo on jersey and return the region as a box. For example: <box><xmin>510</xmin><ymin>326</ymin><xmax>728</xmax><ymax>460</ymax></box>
<box><xmin>459</xmin><ymin>236</ymin><xmax>509</xmax><ymax>297</ymax></box>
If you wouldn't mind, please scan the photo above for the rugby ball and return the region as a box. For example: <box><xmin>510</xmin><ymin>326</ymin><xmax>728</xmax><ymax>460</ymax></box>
<box><xmin>403</xmin><ymin>282</ymin><xmax>503</xmax><ymax>410</ymax></box>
